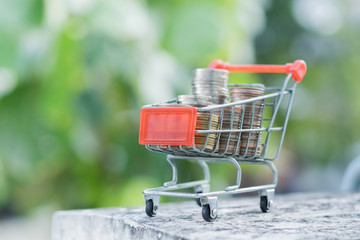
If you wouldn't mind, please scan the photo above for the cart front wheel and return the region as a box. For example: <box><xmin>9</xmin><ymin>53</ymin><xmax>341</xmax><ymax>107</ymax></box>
<box><xmin>260</xmin><ymin>196</ymin><xmax>270</xmax><ymax>213</ymax></box>
<box><xmin>145</xmin><ymin>199</ymin><xmax>156</xmax><ymax>217</ymax></box>
<box><xmin>202</xmin><ymin>204</ymin><xmax>216</xmax><ymax>222</ymax></box>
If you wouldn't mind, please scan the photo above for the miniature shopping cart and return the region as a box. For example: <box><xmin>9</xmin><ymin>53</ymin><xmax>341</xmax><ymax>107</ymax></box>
<box><xmin>139</xmin><ymin>60</ymin><xmax>307</xmax><ymax>222</ymax></box>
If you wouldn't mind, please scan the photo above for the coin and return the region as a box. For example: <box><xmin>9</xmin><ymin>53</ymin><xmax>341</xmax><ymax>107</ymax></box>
<box><xmin>177</xmin><ymin>95</ymin><xmax>212</xmax><ymax>107</ymax></box>
<box><xmin>213</xmin><ymin>106</ymin><xmax>243</xmax><ymax>154</ymax></box>
<box><xmin>229</xmin><ymin>86</ymin><xmax>265</xmax><ymax>157</ymax></box>
<box><xmin>192</xmin><ymin>68</ymin><xmax>229</xmax><ymax>104</ymax></box>
<box><xmin>184</xmin><ymin>112</ymin><xmax>220</xmax><ymax>152</ymax></box>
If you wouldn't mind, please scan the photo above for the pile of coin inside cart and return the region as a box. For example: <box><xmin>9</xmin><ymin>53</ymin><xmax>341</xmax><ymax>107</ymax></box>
<box><xmin>158</xmin><ymin>68</ymin><xmax>265</xmax><ymax>157</ymax></box>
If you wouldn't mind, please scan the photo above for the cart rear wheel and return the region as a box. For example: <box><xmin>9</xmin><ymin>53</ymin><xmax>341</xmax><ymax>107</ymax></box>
<box><xmin>145</xmin><ymin>199</ymin><xmax>156</xmax><ymax>217</ymax></box>
<box><xmin>202</xmin><ymin>204</ymin><xmax>216</xmax><ymax>222</ymax></box>
<box><xmin>260</xmin><ymin>196</ymin><xmax>270</xmax><ymax>213</ymax></box>
<box><xmin>195</xmin><ymin>191</ymin><xmax>202</xmax><ymax>207</ymax></box>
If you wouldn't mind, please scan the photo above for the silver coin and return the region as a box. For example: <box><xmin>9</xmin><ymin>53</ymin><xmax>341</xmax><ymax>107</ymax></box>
<box><xmin>177</xmin><ymin>94</ymin><xmax>213</xmax><ymax>107</ymax></box>
<box><xmin>192</xmin><ymin>68</ymin><xmax>229</xmax><ymax>104</ymax></box>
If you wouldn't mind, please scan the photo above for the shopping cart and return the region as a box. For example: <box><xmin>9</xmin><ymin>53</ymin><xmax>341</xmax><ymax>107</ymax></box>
<box><xmin>139</xmin><ymin>60</ymin><xmax>306</xmax><ymax>222</ymax></box>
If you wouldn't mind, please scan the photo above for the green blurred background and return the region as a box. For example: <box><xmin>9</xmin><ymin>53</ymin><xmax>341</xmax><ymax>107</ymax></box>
<box><xmin>0</xmin><ymin>0</ymin><xmax>360</xmax><ymax>236</ymax></box>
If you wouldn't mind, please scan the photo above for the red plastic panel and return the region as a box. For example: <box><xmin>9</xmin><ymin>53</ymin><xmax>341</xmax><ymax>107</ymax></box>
<box><xmin>139</xmin><ymin>107</ymin><xmax>198</xmax><ymax>145</ymax></box>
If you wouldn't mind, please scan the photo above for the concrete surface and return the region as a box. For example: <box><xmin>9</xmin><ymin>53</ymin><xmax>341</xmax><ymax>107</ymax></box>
<box><xmin>52</xmin><ymin>192</ymin><xmax>360</xmax><ymax>240</ymax></box>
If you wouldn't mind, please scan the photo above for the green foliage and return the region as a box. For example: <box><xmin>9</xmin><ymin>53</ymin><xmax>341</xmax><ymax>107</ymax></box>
<box><xmin>256</xmin><ymin>0</ymin><xmax>360</xmax><ymax>167</ymax></box>
<box><xmin>0</xmin><ymin>0</ymin><xmax>358</xmax><ymax>215</ymax></box>
<box><xmin>0</xmin><ymin>0</ymin><xmax>257</xmax><ymax>214</ymax></box>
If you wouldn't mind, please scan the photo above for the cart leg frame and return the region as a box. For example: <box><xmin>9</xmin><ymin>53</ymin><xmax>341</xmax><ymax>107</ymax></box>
<box><xmin>142</xmin><ymin>154</ymin><xmax>278</xmax><ymax>221</ymax></box>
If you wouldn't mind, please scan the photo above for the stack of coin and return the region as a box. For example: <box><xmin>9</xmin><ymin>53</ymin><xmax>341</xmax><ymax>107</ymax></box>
<box><xmin>177</xmin><ymin>95</ymin><xmax>212</xmax><ymax>107</ymax></box>
<box><xmin>158</xmin><ymin>104</ymin><xmax>220</xmax><ymax>152</ymax></box>
<box><xmin>214</xmin><ymin>106</ymin><xmax>243</xmax><ymax>155</ymax></box>
<box><xmin>230</xmin><ymin>86</ymin><xmax>265</xmax><ymax>157</ymax></box>
<box><xmin>192</xmin><ymin>68</ymin><xmax>229</xmax><ymax>104</ymax></box>
<box><xmin>184</xmin><ymin>112</ymin><xmax>220</xmax><ymax>152</ymax></box>
<box><xmin>238</xmin><ymin>132</ymin><xmax>262</xmax><ymax>156</ymax></box>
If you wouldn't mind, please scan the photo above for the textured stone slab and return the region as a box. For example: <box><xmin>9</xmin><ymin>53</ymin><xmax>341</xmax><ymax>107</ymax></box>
<box><xmin>52</xmin><ymin>192</ymin><xmax>360</xmax><ymax>240</ymax></box>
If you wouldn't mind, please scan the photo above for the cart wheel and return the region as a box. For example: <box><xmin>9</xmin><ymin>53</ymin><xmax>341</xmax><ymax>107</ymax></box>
<box><xmin>145</xmin><ymin>199</ymin><xmax>156</xmax><ymax>217</ymax></box>
<box><xmin>260</xmin><ymin>196</ymin><xmax>270</xmax><ymax>213</ymax></box>
<box><xmin>202</xmin><ymin>204</ymin><xmax>216</xmax><ymax>222</ymax></box>
<box><xmin>195</xmin><ymin>191</ymin><xmax>202</xmax><ymax>207</ymax></box>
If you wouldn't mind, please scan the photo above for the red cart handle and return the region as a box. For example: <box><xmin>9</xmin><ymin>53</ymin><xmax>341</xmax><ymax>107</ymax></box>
<box><xmin>208</xmin><ymin>59</ymin><xmax>307</xmax><ymax>82</ymax></box>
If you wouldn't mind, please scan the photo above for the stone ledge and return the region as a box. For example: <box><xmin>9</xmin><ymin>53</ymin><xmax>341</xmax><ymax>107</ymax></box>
<box><xmin>52</xmin><ymin>192</ymin><xmax>360</xmax><ymax>240</ymax></box>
